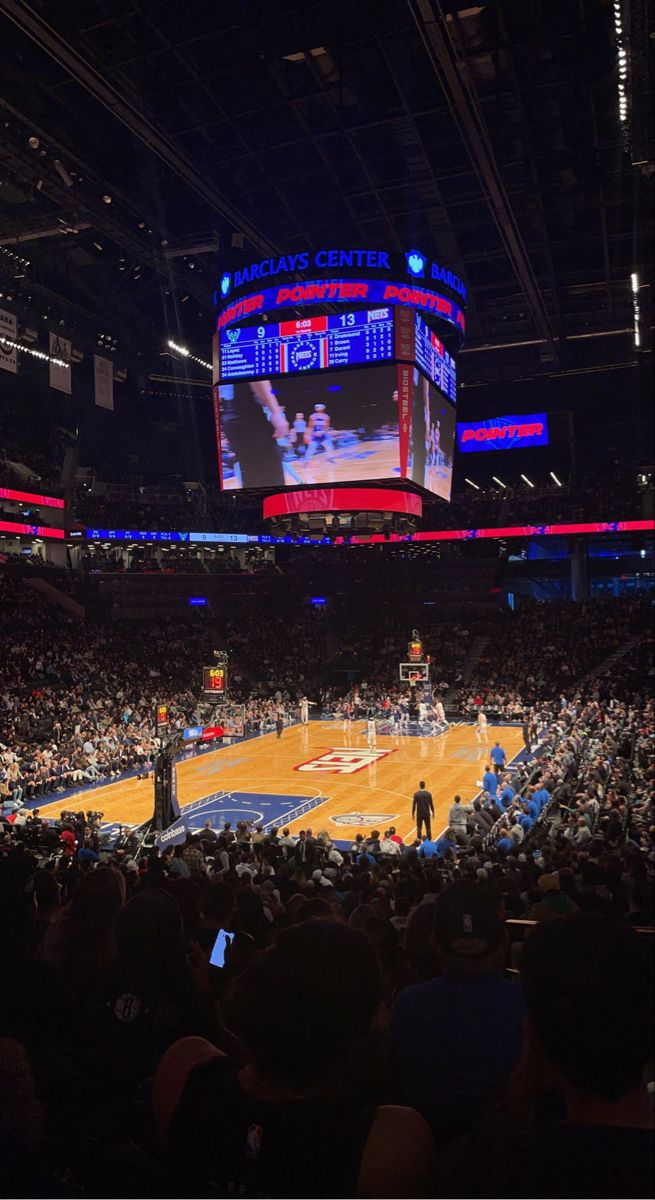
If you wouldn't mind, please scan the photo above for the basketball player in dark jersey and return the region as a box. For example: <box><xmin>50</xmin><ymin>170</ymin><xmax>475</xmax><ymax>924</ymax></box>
<box><xmin>219</xmin><ymin>379</ymin><xmax>288</xmax><ymax>487</ymax></box>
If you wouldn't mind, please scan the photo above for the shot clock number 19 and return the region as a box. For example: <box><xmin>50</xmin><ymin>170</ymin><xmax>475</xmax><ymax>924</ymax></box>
<box><xmin>203</xmin><ymin>665</ymin><xmax>226</xmax><ymax>696</ymax></box>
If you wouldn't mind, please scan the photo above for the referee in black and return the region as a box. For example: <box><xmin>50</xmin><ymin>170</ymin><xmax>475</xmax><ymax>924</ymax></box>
<box><xmin>412</xmin><ymin>780</ymin><xmax>435</xmax><ymax>840</ymax></box>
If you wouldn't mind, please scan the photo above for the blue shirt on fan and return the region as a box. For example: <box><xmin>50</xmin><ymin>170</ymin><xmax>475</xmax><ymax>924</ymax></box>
<box><xmin>482</xmin><ymin>769</ymin><xmax>498</xmax><ymax>796</ymax></box>
<box><xmin>533</xmin><ymin>786</ymin><xmax>550</xmax><ymax>811</ymax></box>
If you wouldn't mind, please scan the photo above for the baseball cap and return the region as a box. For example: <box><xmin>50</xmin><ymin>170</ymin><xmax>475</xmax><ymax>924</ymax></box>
<box><xmin>433</xmin><ymin>881</ymin><xmax>503</xmax><ymax>958</ymax></box>
<box><xmin>538</xmin><ymin>873</ymin><xmax>560</xmax><ymax>893</ymax></box>
<box><xmin>77</xmin><ymin>847</ymin><xmax>100</xmax><ymax>863</ymax></box>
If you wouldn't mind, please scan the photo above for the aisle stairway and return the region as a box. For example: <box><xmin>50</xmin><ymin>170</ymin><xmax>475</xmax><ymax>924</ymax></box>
<box><xmin>445</xmin><ymin>633</ymin><xmax>490</xmax><ymax>700</ymax></box>
<box><xmin>578</xmin><ymin>632</ymin><xmax>645</xmax><ymax>688</ymax></box>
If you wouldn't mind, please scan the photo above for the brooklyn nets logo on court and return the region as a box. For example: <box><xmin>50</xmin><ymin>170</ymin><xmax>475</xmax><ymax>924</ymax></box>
<box><xmin>330</xmin><ymin>812</ymin><xmax>398</xmax><ymax>827</ymax></box>
<box><xmin>294</xmin><ymin>747</ymin><xmax>395</xmax><ymax>774</ymax></box>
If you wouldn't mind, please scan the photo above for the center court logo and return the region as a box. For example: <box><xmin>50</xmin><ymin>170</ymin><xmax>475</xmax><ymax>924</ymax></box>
<box><xmin>295</xmin><ymin>748</ymin><xmax>396</xmax><ymax>774</ymax></box>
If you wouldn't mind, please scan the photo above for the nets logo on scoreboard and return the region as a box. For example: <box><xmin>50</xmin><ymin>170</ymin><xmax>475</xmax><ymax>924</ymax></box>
<box><xmin>203</xmin><ymin>665</ymin><xmax>226</xmax><ymax>696</ymax></box>
<box><xmin>295</xmin><ymin>747</ymin><xmax>395</xmax><ymax>774</ymax></box>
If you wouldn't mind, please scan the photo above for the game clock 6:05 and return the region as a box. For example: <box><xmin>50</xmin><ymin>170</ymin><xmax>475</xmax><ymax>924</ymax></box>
<box><xmin>203</xmin><ymin>666</ymin><xmax>226</xmax><ymax>695</ymax></box>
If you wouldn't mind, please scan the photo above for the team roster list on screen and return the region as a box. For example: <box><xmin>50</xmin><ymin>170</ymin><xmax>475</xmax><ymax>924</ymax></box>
<box><xmin>217</xmin><ymin>363</ymin><xmax>401</xmax><ymax>490</ymax></box>
<box><xmin>414</xmin><ymin>312</ymin><xmax>457</xmax><ymax>404</ymax></box>
<box><xmin>219</xmin><ymin>308</ymin><xmax>394</xmax><ymax>381</ymax></box>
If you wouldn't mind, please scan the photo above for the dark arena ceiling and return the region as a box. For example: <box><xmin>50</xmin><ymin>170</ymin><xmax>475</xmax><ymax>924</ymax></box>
<box><xmin>0</xmin><ymin>0</ymin><xmax>652</xmax><ymax>409</ymax></box>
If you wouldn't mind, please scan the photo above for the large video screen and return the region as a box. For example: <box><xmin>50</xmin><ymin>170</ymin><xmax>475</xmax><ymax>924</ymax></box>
<box><xmin>414</xmin><ymin>312</ymin><xmax>457</xmax><ymax>404</ymax></box>
<box><xmin>216</xmin><ymin>365</ymin><xmax>400</xmax><ymax>489</ymax></box>
<box><xmin>407</xmin><ymin>369</ymin><xmax>456</xmax><ymax>501</ymax></box>
<box><xmin>219</xmin><ymin>308</ymin><xmax>395</xmax><ymax>382</ymax></box>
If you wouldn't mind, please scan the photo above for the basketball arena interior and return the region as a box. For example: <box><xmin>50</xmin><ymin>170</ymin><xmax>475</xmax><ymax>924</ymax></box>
<box><xmin>0</xmin><ymin>2</ymin><xmax>653</xmax><ymax>1197</ymax></box>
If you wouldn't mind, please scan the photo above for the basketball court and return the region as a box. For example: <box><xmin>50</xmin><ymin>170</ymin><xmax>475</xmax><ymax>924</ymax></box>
<box><xmin>36</xmin><ymin>720</ymin><xmax>524</xmax><ymax>844</ymax></box>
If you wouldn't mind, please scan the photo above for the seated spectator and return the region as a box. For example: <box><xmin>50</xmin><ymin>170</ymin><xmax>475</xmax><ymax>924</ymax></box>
<box><xmin>434</xmin><ymin>828</ymin><xmax>458</xmax><ymax>859</ymax></box>
<box><xmin>155</xmin><ymin>921</ymin><xmax>435</xmax><ymax>1197</ymax></box>
<box><xmin>391</xmin><ymin>881</ymin><xmax>525</xmax><ymax>1141</ymax></box>
<box><xmin>528</xmin><ymin>873</ymin><xmax>579</xmax><ymax>922</ymax></box>
<box><xmin>442</xmin><ymin>914</ymin><xmax>654</xmax><ymax>1198</ymax></box>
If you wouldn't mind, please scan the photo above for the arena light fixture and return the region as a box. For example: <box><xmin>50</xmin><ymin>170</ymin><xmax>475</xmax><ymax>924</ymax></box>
<box><xmin>166</xmin><ymin>338</ymin><xmax>211</xmax><ymax>372</ymax></box>
<box><xmin>492</xmin><ymin>476</ymin><xmax>507</xmax><ymax>488</ymax></box>
<box><xmin>520</xmin><ymin>474</ymin><xmax>535</xmax><ymax>488</ymax></box>
<box><xmin>631</xmin><ymin>272</ymin><xmax>641</xmax><ymax>348</ymax></box>
<box><xmin>0</xmin><ymin>335</ymin><xmax>69</xmax><ymax>368</ymax></box>
<box><xmin>613</xmin><ymin>0</ymin><xmax>630</xmax><ymax>135</ymax></box>
<box><xmin>550</xmin><ymin>471</ymin><xmax>562</xmax><ymax>486</ymax></box>
<box><xmin>464</xmin><ymin>478</ymin><xmax>480</xmax><ymax>490</ymax></box>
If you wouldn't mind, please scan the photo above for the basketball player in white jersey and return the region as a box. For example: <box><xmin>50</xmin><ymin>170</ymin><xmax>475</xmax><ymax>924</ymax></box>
<box><xmin>435</xmin><ymin>697</ymin><xmax>447</xmax><ymax>725</ymax></box>
<box><xmin>300</xmin><ymin>697</ymin><xmax>309</xmax><ymax>725</ymax></box>
<box><xmin>367</xmin><ymin>715</ymin><xmax>377</xmax><ymax>747</ymax></box>
<box><xmin>303</xmin><ymin>403</ymin><xmax>334</xmax><ymax>462</ymax></box>
<box><xmin>476</xmin><ymin>707</ymin><xmax>489</xmax><ymax>744</ymax></box>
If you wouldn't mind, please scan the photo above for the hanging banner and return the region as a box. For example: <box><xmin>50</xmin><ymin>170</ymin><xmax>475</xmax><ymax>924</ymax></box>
<box><xmin>94</xmin><ymin>354</ymin><xmax>114</xmax><ymax>410</ymax></box>
<box><xmin>49</xmin><ymin>332</ymin><xmax>72</xmax><ymax>394</ymax></box>
<box><xmin>0</xmin><ymin>309</ymin><xmax>17</xmax><ymax>374</ymax></box>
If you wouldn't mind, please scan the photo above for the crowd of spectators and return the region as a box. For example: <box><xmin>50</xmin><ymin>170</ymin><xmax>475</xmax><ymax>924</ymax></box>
<box><xmin>68</xmin><ymin>460</ymin><xmax>649</xmax><ymax>537</ymax></box>
<box><xmin>0</xmin><ymin>662</ymin><xmax>652</xmax><ymax>1196</ymax></box>
<box><xmin>423</xmin><ymin>458</ymin><xmax>648</xmax><ymax>531</ymax></box>
<box><xmin>456</xmin><ymin>596</ymin><xmax>653</xmax><ymax>711</ymax></box>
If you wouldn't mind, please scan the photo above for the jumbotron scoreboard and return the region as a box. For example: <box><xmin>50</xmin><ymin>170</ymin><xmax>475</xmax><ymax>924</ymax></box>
<box><xmin>212</xmin><ymin>244</ymin><xmax>467</xmax><ymax>501</ymax></box>
<box><xmin>220</xmin><ymin>308</ymin><xmax>395</xmax><ymax>380</ymax></box>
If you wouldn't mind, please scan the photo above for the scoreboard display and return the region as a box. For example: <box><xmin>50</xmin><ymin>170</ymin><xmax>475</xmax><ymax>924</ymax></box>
<box><xmin>414</xmin><ymin>313</ymin><xmax>457</xmax><ymax>404</ymax></box>
<box><xmin>154</xmin><ymin>703</ymin><xmax>170</xmax><ymax>731</ymax></box>
<box><xmin>219</xmin><ymin>307</ymin><xmax>394</xmax><ymax>381</ymax></box>
<box><xmin>202</xmin><ymin>665</ymin><xmax>226</xmax><ymax>696</ymax></box>
<box><xmin>407</xmin><ymin>637</ymin><xmax>424</xmax><ymax>662</ymax></box>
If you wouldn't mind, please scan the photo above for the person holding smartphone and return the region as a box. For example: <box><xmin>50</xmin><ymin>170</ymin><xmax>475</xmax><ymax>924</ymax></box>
<box><xmin>154</xmin><ymin>922</ymin><xmax>434</xmax><ymax>1198</ymax></box>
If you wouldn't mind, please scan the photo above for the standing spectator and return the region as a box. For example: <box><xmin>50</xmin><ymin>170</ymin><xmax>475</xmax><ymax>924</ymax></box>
<box><xmin>448</xmin><ymin>794</ymin><xmax>472</xmax><ymax>843</ymax></box>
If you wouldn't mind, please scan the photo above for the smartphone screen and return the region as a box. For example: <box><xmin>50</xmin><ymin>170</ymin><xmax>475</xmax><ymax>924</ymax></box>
<box><xmin>210</xmin><ymin>928</ymin><xmax>235</xmax><ymax>969</ymax></box>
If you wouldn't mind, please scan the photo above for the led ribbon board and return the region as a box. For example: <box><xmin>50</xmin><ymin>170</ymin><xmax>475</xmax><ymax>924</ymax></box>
<box><xmin>216</xmin><ymin>280</ymin><xmax>466</xmax><ymax>341</ymax></box>
<box><xmin>457</xmin><ymin>414</ymin><xmax>549</xmax><ymax>453</ymax></box>
<box><xmin>83</xmin><ymin>519</ymin><xmax>655</xmax><ymax>545</ymax></box>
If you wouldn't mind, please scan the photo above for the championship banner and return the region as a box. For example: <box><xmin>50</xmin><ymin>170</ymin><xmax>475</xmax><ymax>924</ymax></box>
<box><xmin>49</xmin><ymin>332</ymin><xmax>72</xmax><ymax>394</ymax></box>
<box><xmin>0</xmin><ymin>309</ymin><xmax>17</xmax><ymax>374</ymax></box>
<box><xmin>94</xmin><ymin>354</ymin><xmax>114</xmax><ymax>411</ymax></box>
